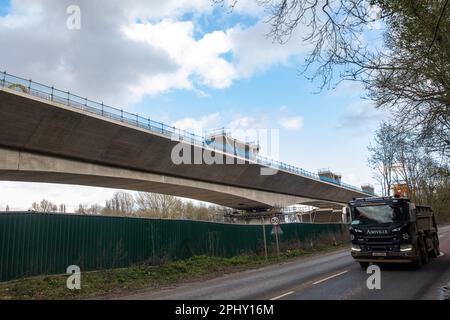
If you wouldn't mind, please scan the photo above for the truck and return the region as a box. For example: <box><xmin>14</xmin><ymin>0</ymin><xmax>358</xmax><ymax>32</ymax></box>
<box><xmin>347</xmin><ymin>196</ymin><xmax>440</xmax><ymax>268</ymax></box>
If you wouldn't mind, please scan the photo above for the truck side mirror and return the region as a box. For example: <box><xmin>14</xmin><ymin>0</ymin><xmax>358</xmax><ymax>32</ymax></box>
<box><xmin>342</xmin><ymin>207</ymin><xmax>350</xmax><ymax>224</ymax></box>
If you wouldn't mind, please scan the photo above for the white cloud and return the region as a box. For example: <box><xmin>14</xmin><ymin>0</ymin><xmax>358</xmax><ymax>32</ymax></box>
<box><xmin>279</xmin><ymin>116</ymin><xmax>303</xmax><ymax>130</ymax></box>
<box><xmin>122</xmin><ymin>19</ymin><xmax>236</xmax><ymax>95</ymax></box>
<box><xmin>172</xmin><ymin>113</ymin><xmax>221</xmax><ymax>136</ymax></box>
<box><xmin>223</xmin><ymin>0</ymin><xmax>265</xmax><ymax>16</ymax></box>
<box><xmin>227</xmin><ymin>21</ymin><xmax>310</xmax><ymax>78</ymax></box>
<box><xmin>328</xmin><ymin>81</ymin><xmax>365</xmax><ymax>98</ymax></box>
<box><xmin>0</xmin><ymin>0</ymin><xmax>199</xmax><ymax>105</ymax></box>
<box><xmin>337</xmin><ymin>101</ymin><xmax>388</xmax><ymax>132</ymax></box>
<box><xmin>0</xmin><ymin>1</ymin><xmax>311</xmax><ymax>105</ymax></box>
<box><xmin>367</xmin><ymin>5</ymin><xmax>382</xmax><ymax>30</ymax></box>
<box><xmin>228</xmin><ymin>116</ymin><xmax>255</xmax><ymax>131</ymax></box>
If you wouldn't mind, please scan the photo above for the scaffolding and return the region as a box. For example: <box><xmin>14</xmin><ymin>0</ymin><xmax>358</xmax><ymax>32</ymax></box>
<box><xmin>204</xmin><ymin>127</ymin><xmax>260</xmax><ymax>159</ymax></box>
<box><xmin>226</xmin><ymin>205</ymin><xmax>320</xmax><ymax>224</ymax></box>
<box><xmin>318</xmin><ymin>168</ymin><xmax>342</xmax><ymax>184</ymax></box>
<box><xmin>361</xmin><ymin>184</ymin><xmax>375</xmax><ymax>195</ymax></box>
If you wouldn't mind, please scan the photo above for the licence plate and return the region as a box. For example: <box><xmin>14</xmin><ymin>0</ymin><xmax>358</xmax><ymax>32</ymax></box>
<box><xmin>372</xmin><ymin>252</ymin><xmax>387</xmax><ymax>257</ymax></box>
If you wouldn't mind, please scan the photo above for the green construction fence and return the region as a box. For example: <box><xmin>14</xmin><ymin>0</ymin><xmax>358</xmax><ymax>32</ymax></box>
<box><xmin>0</xmin><ymin>212</ymin><xmax>345</xmax><ymax>282</ymax></box>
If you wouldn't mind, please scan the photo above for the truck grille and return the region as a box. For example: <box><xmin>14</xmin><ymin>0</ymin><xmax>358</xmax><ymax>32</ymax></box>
<box><xmin>365</xmin><ymin>236</ymin><xmax>398</xmax><ymax>244</ymax></box>
<box><xmin>364</xmin><ymin>245</ymin><xmax>397</xmax><ymax>252</ymax></box>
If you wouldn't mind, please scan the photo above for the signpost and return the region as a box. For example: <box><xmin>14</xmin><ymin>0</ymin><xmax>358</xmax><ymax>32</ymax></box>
<box><xmin>261</xmin><ymin>217</ymin><xmax>268</xmax><ymax>261</ymax></box>
<box><xmin>271</xmin><ymin>216</ymin><xmax>281</xmax><ymax>258</ymax></box>
<box><xmin>270</xmin><ymin>217</ymin><xmax>279</xmax><ymax>225</ymax></box>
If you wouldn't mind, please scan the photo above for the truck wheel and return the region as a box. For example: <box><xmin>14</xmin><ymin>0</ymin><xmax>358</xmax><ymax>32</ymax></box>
<box><xmin>412</xmin><ymin>240</ymin><xmax>423</xmax><ymax>269</ymax></box>
<box><xmin>429</xmin><ymin>234</ymin><xmax>440</xmax><ymax>258</ymax></box>
<box><xmin>359</xmin><ymin>262</ymin><xmax>370</xmax><ymax>269</ymax></box>
<box><xmin>420</xmin><ymin>237</ymin><xmax>429</xmax><ymax>264</ymax></box>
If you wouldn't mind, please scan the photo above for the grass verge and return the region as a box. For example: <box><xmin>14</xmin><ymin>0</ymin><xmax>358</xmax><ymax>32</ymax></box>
<box><xmin>0</xmin><ymin>243</ymin><xmax>348</xmax><ymax>300</ymax></box>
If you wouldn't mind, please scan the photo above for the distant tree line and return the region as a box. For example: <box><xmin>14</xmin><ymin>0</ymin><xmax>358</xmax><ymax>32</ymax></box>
<box><xmin>28</xmin><ymin>192</ymin><xmax>227</xmax><ymax>222</ymax></box>
<box><xmin>31</xmin><ymin>200</ymin><xmax>66</xmax><ymax>213</ymax></box>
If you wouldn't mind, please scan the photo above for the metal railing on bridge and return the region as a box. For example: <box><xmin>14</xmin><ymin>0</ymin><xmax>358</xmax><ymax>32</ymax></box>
<box><xmin>0</xmin><ymin>71</ymin><xmax>374</xmax><ymax>195</ymax></box>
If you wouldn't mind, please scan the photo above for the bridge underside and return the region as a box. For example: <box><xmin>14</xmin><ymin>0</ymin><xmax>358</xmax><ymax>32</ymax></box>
<box><xmin>0</xmin><ymin>147</ymin><xmax>345</xmax><ymax>210</ymax></box>
<box><xmin>0</xmin><ymin>86</ymin><xmax>369</xmax><ymax>211</ymax></box>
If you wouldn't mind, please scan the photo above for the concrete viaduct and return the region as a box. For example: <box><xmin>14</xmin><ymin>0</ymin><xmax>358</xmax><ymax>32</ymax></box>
<box><xmin>0</xmin><ymin>75</ymin><xmax>373</xmax><ymax>211</ymax></box>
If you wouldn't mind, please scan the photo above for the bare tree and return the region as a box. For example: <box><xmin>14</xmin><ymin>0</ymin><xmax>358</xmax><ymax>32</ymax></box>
<box><xmin>31</xmin><ymin>199</ymin><xmax>58</xmax><ymax>212</ymax></box>
<box><xmin>135</xmin><ymin>193</ymin><xmax>226</xmax><ymax>221</ymax></box>
<box><xmin>370</xmin><ymin>1</ymin><xmax>450</xmax><ymax>158</ymax></box>
<box><xmin>368</xmin><ymin>123</ymin><xmax>397</xmax><ymax>195</ymax></box>
<box><xmin>369</xmin><ymin>120</ymin><xmax>450</xmax><ymax>221</ymax></box>
<box><xmin>76</xmin><ymin>204</ymin><xmax>88</xmax><ymax>215</ymax></box>
<box><xmin>76</xmin><ymin>204</ymin><xmax>103</xmax><ymax>215</ymax></box>
<box><xmin>216</xmin><ymin>0</ymin><xmax>450</xmax><ymax>156</ymax></box>
<box><xmin>182</xmin><ymin>201</ymin><xmax>224</xmax><ymax>221</ymax></box>
<box><xmin>215</xmin><ymin>0</ymin><xmax>391</xmax><ymax>87</ymax></box>
<box><xmin>135</xmin><ymin>192</ymin><xmax>182</xmax><ymax>218</ymax></box>
<box><xmin>103</xmin><ymin>192</ymin><xmax>135</xmax><ymax>216</ymax></box>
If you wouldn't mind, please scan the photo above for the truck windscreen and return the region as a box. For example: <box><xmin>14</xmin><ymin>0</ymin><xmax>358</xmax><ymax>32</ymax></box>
<box><xmin>351</xmin><ymin>204</ymin><xmax>408</xmax><ymax>225</ymax></box>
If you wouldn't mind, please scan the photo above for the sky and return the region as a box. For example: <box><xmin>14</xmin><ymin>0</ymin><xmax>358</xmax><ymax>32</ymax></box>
<box><xmin>0</xmin><ymin>0</ymin><xmax>386</xmax><ymax>211</ymax></box>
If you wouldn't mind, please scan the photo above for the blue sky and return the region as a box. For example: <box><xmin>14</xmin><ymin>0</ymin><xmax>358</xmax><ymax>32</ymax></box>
<box><xmin>0</xmin><ymin>0</ymin><xmax>8</xmax><ymax>16</ymax></box>
<box><xmin>0</xmin><ymin>0</ymin><xmax>385</xmax><ymax>211</ymax></box>
<box><xmin>131</xmin><ymin>62</ymin><xmax>381</xmax><ymax>179</ymax></box>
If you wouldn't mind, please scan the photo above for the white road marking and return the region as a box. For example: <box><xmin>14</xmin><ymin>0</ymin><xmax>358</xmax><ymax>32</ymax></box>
<box><xmin>313</xmin><ymin>270</ymin><xmax>349</xmax><ymax>285</ymax></box>
<box><xmin>270</xmin><ymin>291</ymin><xmax>295</xmax><ymax>300</ymax></box>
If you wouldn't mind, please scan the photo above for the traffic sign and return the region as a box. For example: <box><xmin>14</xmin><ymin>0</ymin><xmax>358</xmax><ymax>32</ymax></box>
<box><xmin>271</xmin><ymin>216</ymin><xmax>279</xmax><ymax>226</ymax></box>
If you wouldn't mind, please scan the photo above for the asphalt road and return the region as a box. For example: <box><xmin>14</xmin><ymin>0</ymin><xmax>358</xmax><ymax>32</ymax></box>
<box><xmin>118</xmin><ymin>225</ymin><xmax>450</xmax><ymax>300</ymax></box>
